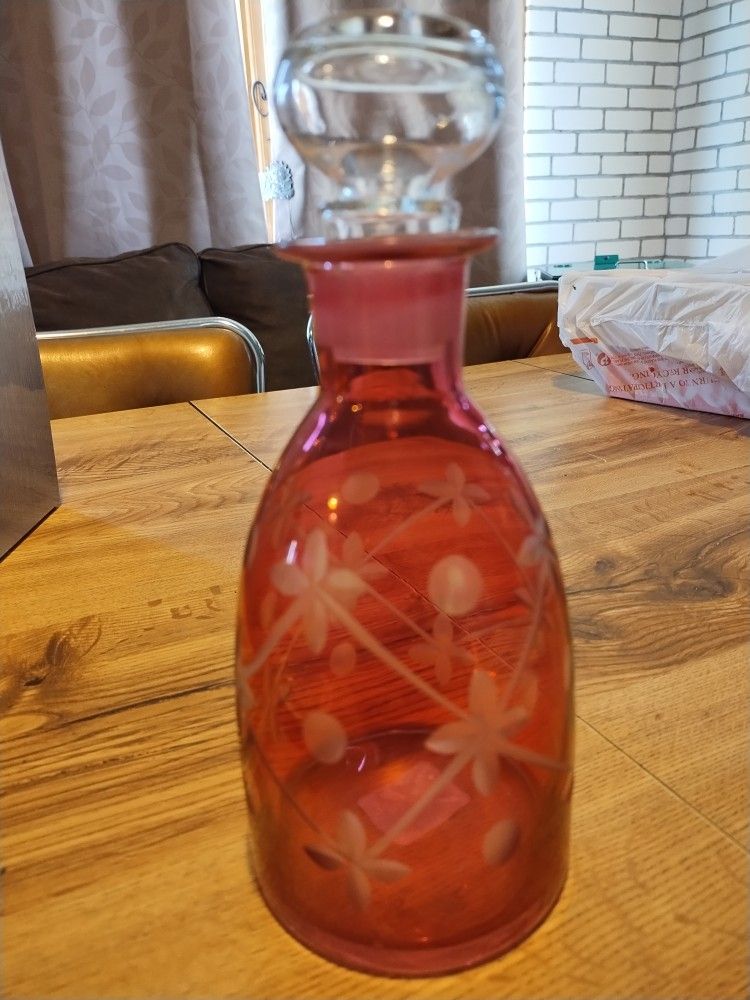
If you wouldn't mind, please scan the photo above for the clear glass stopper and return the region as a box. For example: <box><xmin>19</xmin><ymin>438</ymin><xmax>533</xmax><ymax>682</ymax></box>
<box><xmin>273</xmin><ymin>7</ymin><xmax>504</xmax><ymax>238</ymax></box>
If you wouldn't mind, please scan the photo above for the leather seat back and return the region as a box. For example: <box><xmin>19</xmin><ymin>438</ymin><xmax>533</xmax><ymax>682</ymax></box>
<box><xmin>39</xmin><ymin>323</ymin><xmax>260</xmax><ymax>419</ymax></box>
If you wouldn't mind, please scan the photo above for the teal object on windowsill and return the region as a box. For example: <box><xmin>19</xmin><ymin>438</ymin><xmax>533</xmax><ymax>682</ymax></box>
<box><xmin>535</xmin><ymin>257</ymin><xmax>692</xmax><ymax>281</ymax></box>
<box><xmin>594</xmin><ymin>253</ymin><xmax>619</xmax><ymax>270</ymax></box>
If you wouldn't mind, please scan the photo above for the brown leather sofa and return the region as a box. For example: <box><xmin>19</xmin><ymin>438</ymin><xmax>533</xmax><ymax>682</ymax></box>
<box><xmin>26</xmin><ymin>242</ymin><xmax>564</xmax><ymax>409</ymax></box>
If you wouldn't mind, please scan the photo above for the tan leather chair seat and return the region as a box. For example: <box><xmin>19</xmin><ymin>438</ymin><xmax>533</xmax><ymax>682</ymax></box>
<box><xmin>464</xmin><ymin>287</ymin><xmax>565</xmax><ymax>365</ymax></box>
<box><xmin>38</xmin><ymin>319</ymin><xmax>264</xmax><ymax>419</ymax></box>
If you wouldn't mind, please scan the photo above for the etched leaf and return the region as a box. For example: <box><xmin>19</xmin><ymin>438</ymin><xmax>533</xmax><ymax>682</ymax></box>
<box><xmin>348</xmin><ymin>866</ymin><xmax>371</xmax><ymax>910</ymax></box>
<box><xmin>56</xmin><ymin>44</ymin><xmax>83</xmax><ymax>63</ymax></box>
<box><xmin>482</xmin><ymin>820</ymin><xmax>520</xmax><ymax>866</ymax></box>
<box><xmin>120</xmin><ymin>98</ymin><xmax>139</xmax><ymax>125</ymax></box>
<box><xmin>90</xmin><ymin>90</ymin><xmax>116</xmax><ymax>116</ymax></box>
<box><xmin>365</xmin><ymin>858</ymin><xmax>411</xmax><ymax>883</ymax></box>
<box><xmin>341</xmin><ymin>472</ymin><xmax>379</xmax><ymax>505</ymax></box>
<box><xmin>453</xmin><ymin>496</ymin><xmax>471</xmax><ymax>527</ymax></box>
<box><xmin>101</xmin><ymin>164</ymin><xmax>132</xmax><ymax>181</ymax></box>
<box><xmin>304</xmin><ymin>845</ymin><xmax>341</xmax><ymax>870</ymax></box>
<box><xmin>472</xmin><ymin>753</ymin><xmax>499</xmax><ymax>796</ymax></box>
<box><xmin>71</xmin><ymin>18</ymin><xmax>97</xmax><ymax>39</ymax></box>
<box><xmin>67</xmin><ymin>129</ymin><xmax>91</xmax><ymax>146</ymax></box>
<box><xmin>80</xmin><ymin>56</ymin><xmax>95</xmax><ymax>95</ymax></box>
<box><xmin>301</xmin><ymin>529</ymin><xmax>328</xmax><ymax>581</ymax></box>
<box><xmin>327</xmin><ymin>568</ymin><xmax>366</xmax><ymax>602</ymax></box>
<box><xmin>425</xmin><ymin>720</ymin><xmax>471</xmax><ymax>756</ymax></box>
<box><xmin>337</xmin><ymin>811</ymin><xmax>367</xmax><ymax>857</ymax></box>
<box><xmin>99</xmin><ymin>23</ymin><xmax>117</xmax><ymax>45</ymax></box>
<box><xmin>269</xmin><ymin>562</ymin><xmax>305</xmax><ymax>597</ymax></box>
<box><xmin>304</xmin><ymin>600</ymin><xmax>328</xmax><ymax>655</ymax></box>
<box><xmin>92</xmin><ymin>124</ymin><xmax>110</xmax><ymax>159</ymax></box>
<box><xmin>427</xmin><ymin>554</ymin><xmax>483</xmax><ymax>617</ymax></box>
<box><xmin>106</xmin><ymin>47</ymin><xmax>131</xmax><ymax>68</ymax></box>
<box><xmin>303</xmin><ymin>711</ymin><xmax>346</xmax><ymax>764</ymax></box>
<box><xmin>122</xmin><ymin>142</ymin><xmax>143</xmax><ymax>166</ymax></box>
<box><xmin>93</xmin><ymin>188</ymin><xmax>117</xmax><ymax>205</ymax></box>
<box><xmin>330</xmin><ymin>641</ymin><xmax>356</xmax><ymax>677</ymax></box>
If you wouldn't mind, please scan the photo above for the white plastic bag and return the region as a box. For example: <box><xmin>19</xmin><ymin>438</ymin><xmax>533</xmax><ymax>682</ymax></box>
<box><xmin>557</xmin><ymin>245</ymin><xmax>750</xmax><ymax>418</ymax></box>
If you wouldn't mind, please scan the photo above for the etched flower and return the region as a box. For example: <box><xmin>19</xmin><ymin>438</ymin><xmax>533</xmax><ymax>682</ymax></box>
<box><xmin>270</xmin><ymin>529</ymin><xmax>365</xmax><ymax>654</ymax></box>
<box><xmin>418</xmin><ymin>463</ymin><xmax>490</xmax><ymax>527</ymax></box>
<box><xmin>341</xmin><ymin>532</ymin><xmax>387</xmax><ymax>586</ymax></box>
<box><xmin>410</xmin><ymin>613</ymin><xmax>472</xmax><ymax>686</ymax></box>
<box><xmin>425</xmin><ymin>669</ymin><xmax>561</xmax><ymax>795</ymax></box>
<box><xmin>305</xmin><ymin>810</ymin><xmax>411</xmax><ymax>909</ymax></box>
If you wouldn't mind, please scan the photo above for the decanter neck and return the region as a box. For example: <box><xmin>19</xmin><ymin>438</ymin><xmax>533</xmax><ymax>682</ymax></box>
<box><xmin>309</xmin><ymin>254</ymin><xmax>467</xmax><ymax>373</ymax></box>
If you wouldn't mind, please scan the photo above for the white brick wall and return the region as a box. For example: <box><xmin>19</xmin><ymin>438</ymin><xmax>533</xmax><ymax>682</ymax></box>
<box><xmin>667</xmin><ymin>0</ymin><xmax>750</xmax><ymax>260</ymax></box>
<box><xmin>524</xmin><ymin>0</ymin><xmax>750</xmax><ymax>268</ymax></box>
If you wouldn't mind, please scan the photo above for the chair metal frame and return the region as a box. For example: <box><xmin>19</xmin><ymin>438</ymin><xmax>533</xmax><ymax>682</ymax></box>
<box><xmin>37</xmin><ymin>316</ymin><xmax>266</xmax><ymax>394</ymax></box>
<box><xmin>305</xmin><ymin>281</ymin><xmax>560</xmax><ymax>384</ymax></box>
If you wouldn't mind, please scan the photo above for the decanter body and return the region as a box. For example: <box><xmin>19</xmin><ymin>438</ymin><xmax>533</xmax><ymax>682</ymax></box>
<box><xmin>235</xmin><ymin>232</ymin><xmax>573</xmax><ymax>976</ymax></box>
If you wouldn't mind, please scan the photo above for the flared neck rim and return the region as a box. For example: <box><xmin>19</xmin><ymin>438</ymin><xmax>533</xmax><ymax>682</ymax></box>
<box><xmin>276</xmin><ymin>228</ymin><xmax>496</xmax><ymax>268</ymax></box>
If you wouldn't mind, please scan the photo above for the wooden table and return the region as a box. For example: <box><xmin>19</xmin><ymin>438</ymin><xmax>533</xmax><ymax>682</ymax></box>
<box><xmin>2</xmin><ymin>356</ymin><xmax>748</xmax><ymax>999</ymax></box>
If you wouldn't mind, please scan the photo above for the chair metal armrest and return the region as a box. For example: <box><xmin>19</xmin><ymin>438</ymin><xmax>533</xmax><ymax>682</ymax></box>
<box><xmin>305</xmin><ymin>314</ymin><xmax>320</xmax><ymax>384</ymax></box>
<box><xmin>466</xmin><ymin>280</ymin><xmax>558</xmax><ymax>298</ymax></box>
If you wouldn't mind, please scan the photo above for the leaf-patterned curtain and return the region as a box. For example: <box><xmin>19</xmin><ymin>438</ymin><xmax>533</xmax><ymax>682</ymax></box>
<box><xmin>256</xmin><ymin>0</ymin><xmax>527</xmax><ymax>285</ymax></box>
<box><xmin>0</xmin><ymin>0</ymin><xmax>267</xmax><ymax>264</ymax></box>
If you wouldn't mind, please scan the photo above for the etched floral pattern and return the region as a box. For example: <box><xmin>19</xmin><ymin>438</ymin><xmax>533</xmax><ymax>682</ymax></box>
<box><xmin>305</xmin><ymin>810</ymin><xmax>411</xmax><ymax>909</ymax></box>
<box><xmin>419</xmin><ymin>462</ymin><xmax>490</xmax><ymax>526</ymax></box>
<box><xmin>269</xmin><ymin>529</ymin><xmax>366</xmax><ymax>655</ymax></box>
<box><xmin>410</xmin><ymin>613</ymin><xmax>472</xmax><ymax>686</ymax></box>
<box><xmin>425</xmin><ymin>669</ymin><xmax>561</xmax><ymax>796</ymax></box>
<box><xmin>239</xmin><ymin>461</ymin><xmax>567</xmax><ymax>910</ymax></box>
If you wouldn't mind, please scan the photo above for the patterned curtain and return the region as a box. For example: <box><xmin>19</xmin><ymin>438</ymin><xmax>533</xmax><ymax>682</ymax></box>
<box><xmin>256</xmin><ymin>0</ymin><xmax>527</xmax><ymax>284</ymax></box>
<box><xmin>0</xmin><ymin>0</ymin><xmax>267</xmax><ymax>265</ymax></box>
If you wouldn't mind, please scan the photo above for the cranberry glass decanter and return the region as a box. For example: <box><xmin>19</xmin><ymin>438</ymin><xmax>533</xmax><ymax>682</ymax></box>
<box><xmin>236</xmin><ymin>8</ymin><xmax>572</xmax><ymax>976</ymax></box>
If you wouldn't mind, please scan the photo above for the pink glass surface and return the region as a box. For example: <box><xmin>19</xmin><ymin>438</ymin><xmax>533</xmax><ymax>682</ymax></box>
<box><xmin>236</xmin><ymin>233</ymin><xmax>573</xmax><ymax>976</ymax></box>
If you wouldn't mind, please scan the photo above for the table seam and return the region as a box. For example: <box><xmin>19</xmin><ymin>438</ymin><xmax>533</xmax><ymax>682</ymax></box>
<box><xmin>575</xmin><ymin>712</ymin><xmax>747</xmax><ymax>854</ymax></box>
<box><xmin>189</xmin><ymin>400</ymin><xmax>273</xmax><ymax>473</ymax></box>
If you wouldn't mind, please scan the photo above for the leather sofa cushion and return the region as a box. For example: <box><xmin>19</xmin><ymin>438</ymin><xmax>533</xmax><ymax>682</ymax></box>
<box><xmin>464</xmin><ymin>289</ymin><xmax>563</xmax><ymax>365</ymax></box>
<box><xmin>200</xmin><ymin>244</ymin><xmax>314</xmax><ymax>392</ymax></box>
<box><xmin>25</xmin><ymin>243</ymin><xmax>213</xmax><ymax>331</ymax></box>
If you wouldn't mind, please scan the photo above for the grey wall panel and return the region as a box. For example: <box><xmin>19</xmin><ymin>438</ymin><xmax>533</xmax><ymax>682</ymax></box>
<box><xmin>0</xmin><ymin>152</ymin><xmax>59</xmax><ymax>557</ymax></box>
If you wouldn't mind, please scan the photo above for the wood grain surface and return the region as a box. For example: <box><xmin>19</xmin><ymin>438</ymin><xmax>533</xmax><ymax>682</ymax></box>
<box><xmin>2</xmin><ymin>363</ymin><xmax>748</xmax><ymax>999</ymax></box>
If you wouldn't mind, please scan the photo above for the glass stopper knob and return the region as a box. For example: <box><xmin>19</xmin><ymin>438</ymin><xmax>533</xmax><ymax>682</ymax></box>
<box><xmin>273</xmin><ymin>7</ymin><xmax>504</xmax><ymax>238</ymax></box>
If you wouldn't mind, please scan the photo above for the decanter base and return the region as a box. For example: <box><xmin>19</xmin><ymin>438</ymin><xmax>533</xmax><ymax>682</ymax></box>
<box><xmin>249</xmin><ymin>726</ymin><xmax>569</xmax><ymax>977</ymax></box>
<box><xmin>256</xmin><ymin>872</ymin><xmax>567</xmax><ymax>977</ymax></box>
